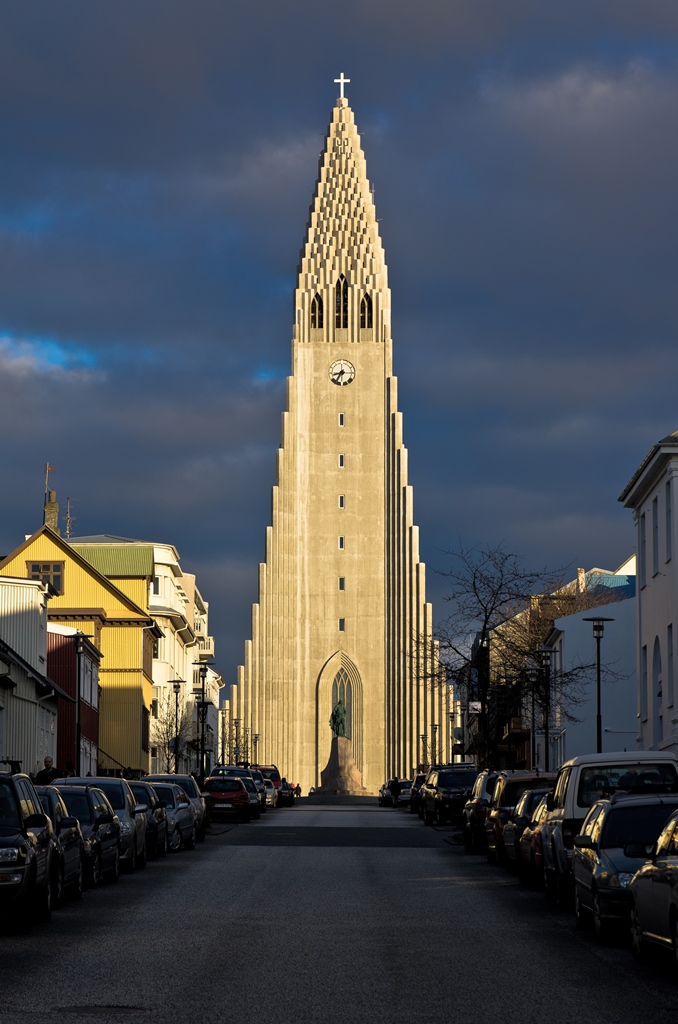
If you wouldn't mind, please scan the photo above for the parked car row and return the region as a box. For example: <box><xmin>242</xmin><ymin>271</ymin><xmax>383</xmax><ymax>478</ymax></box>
<box><xmin>458</xmin><ymin>750</ymin><xmax>678</xmax><ymax>968</ymax></box>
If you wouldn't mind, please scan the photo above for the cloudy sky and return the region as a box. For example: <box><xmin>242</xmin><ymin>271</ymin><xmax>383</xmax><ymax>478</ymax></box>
<box><xmin>1</xmin><ymin>1</ymin><xmax>677</xmax><ymax>684</ymax></box>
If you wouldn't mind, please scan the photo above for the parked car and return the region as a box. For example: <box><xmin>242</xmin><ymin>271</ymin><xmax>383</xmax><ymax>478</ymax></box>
<box><xmin>36</xmin><ymin>785</ymin><xmax>83</xmax><ymax>905</ymax></box>
<box><xmin>152</xmin><ymin>783</ymin><xmax>197</xmax><ymax>850</ymax></box>
<box><xmin>409</xmin><ymin>774</ymin><xmax>426</xmax><ymax>815</ymax></box>
<box><xmin>502</xmin><ymin>787</ymin><xmax>554</xmax><ymax>871</ymax></box>
<box><xmin>630</xmin><ymin>806</ymin><xmax>678</xmax><ymax>962</ymax></box>
<box><xmin>263</xmin><ymin>779</ymin><xmax>277</xmax><ymax>808</ymax></box>
<box><xmin>278</xmin><ymin>781</ymin><xmax>295</xmax><ymax>808</ymax></box>
<box><xmin>253</xmin><ymin>765</ymin><xmax>282</xmax><ymax>798</ymax></box>
<box><xmin>541</xmin><ymin>752</ymin><xmax>678</xmax><ymax>902</ymax></box>
<box><xmin>462</xmin><ymin>769</ymin><xmax>498</xmax><ymax>851</ymax></box>
<box><xmin>421</xmin><ymin>766</ymin><xmax>478</xmax><ymax>825</ymax></box>
<box><xmin>574</xmin><ymin>794</ymin><xmax>678</xmax><ymax>941</ymax></box>
<box><xmin>56</xmin><ymin>784</ymin><xmax>121</xmax><ymax>887</ymax></box>
<box><xmin>144</xmin><ymin>774</ymin><xmax>207</xmax><ymax>841</ymax></box>
<box><xmin>130</xmin><ymin>781</ymin><xmax>168</xmax><ymax>859</ymax></box>
<box><xmin>517</xmin><ymin>794</ymin><xmax>551</xmax><ymax>884</ymax></box>
<box><xmin>485</xmin><ymin>772</ymin><xmax>557</xmax><ymax>864</ymax></box>
<box><xmin>58</xmin><ymin>777</ymin><xmax>147</xmax><ymax>873</ymax></box>
<box><xmin>0</xmin><ymin>773</ymin><xmax>53</xmax><ymax>930</ymax></box>
<box><xmin>397</xmin><ymin>780</ymin><xmax>412</xmax><ymax>808</ymax></box>
<box><xmin>236</xmin><ymin>775</ymin><xmax>262</xmax><ymax>819</ymax></box>
<box><xmin>249</xmin><ymin>770</ymin><xmax>267</xmax><ymax>814</ymax></box>
<box><xmin>202</xmin><ymin>777</ymin><xmax>251</xmax><ymax>823</ymax></box>
<box><xmin>378</xmin><ymin>783</ymin><xmax>391</xmax><ymax>807</ymax></box>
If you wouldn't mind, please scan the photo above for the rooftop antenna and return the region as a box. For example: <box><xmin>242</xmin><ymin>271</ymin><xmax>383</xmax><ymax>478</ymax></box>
<box><xmin>65</xmin><ymin>497</ymin><xmax>76</xmax><ymax>539</ymax></box>
<box><xmin>44</xmin><ymin>462</ymin><xmax>54</xmax><ymax>507</ymax></box>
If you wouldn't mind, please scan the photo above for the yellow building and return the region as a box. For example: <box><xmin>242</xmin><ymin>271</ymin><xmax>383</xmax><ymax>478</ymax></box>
<box><xmin>0</xmin><ymin>526</ymin><xmax>158</xmax><ymax>774</ymax></box>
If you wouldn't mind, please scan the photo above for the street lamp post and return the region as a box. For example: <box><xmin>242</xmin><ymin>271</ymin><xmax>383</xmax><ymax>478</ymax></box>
<box><xmin>528</xmin><ymin>669</ymin><xmax>538</xmax><ymax>770</ymax></box>
<box><xmin>170</xmin><ymin>680</ymin><xmax>183</xmax><ymax>773</ymax></box>
<box><xmin>539</xmin><ymin>648</ymin><xmax>552</xmax><ymax>772</ymax></box>
<box><xmin>234</xmin><ymin>719</ymin><xmax>241</xmax><ymax>765</ymax></box>
<box><xmin>420</xmin><ymin>734</ymin><xmax>426</xmax><ymax>770</ymax></box>
<box><xmin>253</xmin><ymin>733</ymin><xmax>259</xmax><ymax>765</ymax></box>
<box><xmin>583</xmin><ymin>617</ymin><xmax>615</xmax><ymax>754</ymax></box>
<box><xmin>199</xmin><ymin>663</ymin><xmax>207</xmax><ymax>783</ymax></box>
<box><xmin>432</xmin><ymin>723</ymin><xmax>439</xmax><ymax>766</ymax></box>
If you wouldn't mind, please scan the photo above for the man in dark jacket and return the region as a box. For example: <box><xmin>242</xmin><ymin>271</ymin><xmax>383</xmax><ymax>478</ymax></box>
<box><xmin>35</xmin><ymin>756</ymin><xmax>60</xmax><ymax>784</ymax></box>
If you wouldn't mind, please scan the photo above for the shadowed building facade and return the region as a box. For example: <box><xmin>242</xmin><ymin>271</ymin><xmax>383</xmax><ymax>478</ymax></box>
<box><xmin>233</xmin><ymin>93</ymin><xmax>444</xmax><ymax>793</ymax></box>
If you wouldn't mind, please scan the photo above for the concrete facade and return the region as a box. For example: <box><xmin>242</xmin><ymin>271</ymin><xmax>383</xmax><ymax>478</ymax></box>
<box><xmin>235</xmin><ymin>97</ymin><xmax>441</xmax><ymax>794</ymax></box>
<box><xmin>620</xmin><ymin>430</ymin><xmax>678</xmax><ymax>754</ymax></box>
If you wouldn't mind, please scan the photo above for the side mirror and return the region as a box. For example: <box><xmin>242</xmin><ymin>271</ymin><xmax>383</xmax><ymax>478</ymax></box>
<box><xmin>515</xmin><ymin>815</ymin><xmax>529</xmax><ymax>827</ymax></box>
<box><xmin>58</xmin><ymin>815</ymin><xmax>78</xmax><ymax>831</ymax></box>
<box><xmin>574</xmin><ymin>834</ymin><xmax>593</xmax><ymax>849</ymax></box>
<box><xmin>133</xmin><ymin>803</ymin><xmax>148</xmax><ymax>815</ymax></box>
<box><xmin>95</xmin><ymin>813</ymin><xmax>114</xmax><ymax>827</ymax></box>
<box><xmin>545</xmin><ymin>792</ymin><xmax>555</xmax><ymax>812</ymax></box>
<box><xmin>24</xmin><ymin>813</ymin><xmax>49</xmax><ymax>830</ymax></box>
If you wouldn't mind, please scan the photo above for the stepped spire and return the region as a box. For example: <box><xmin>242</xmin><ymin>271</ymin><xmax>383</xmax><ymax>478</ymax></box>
<box><xmin>296</xmin><ymin>98</ymin><xmax>389</xmax><ymax>344</ymax></box>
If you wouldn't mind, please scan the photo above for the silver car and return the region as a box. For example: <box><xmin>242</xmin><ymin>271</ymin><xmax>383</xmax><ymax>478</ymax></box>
<box><xmin>144</xmin><ymin>775</ymin><xmax>207</xmax><ymax>840</ymax></box>
<box><xmin>59</xmin><ymin>777</ymin><xmax>147</xmax><ymax>872</ymax></box>
<box><xmin>264</xmin><ymin>779</ymin><xmax>277</xmax><ymax>808</ymax></box>
<box><xmin>152</xmin><ymin>784</ymin><xmax>197</xmax><ymax>851</ymax></box>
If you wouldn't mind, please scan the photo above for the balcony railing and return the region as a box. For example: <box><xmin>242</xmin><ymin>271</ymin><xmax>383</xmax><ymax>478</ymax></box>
<box><xmin>196</xmin><ymin>636</ymin><xmax>214</xmax><ymax>657</ymax></box>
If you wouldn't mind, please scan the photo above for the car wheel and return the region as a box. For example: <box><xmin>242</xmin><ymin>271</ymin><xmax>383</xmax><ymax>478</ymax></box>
<box><xmin>592</xmin><ymin>890</ymin><xmax>610</xmax><ymax>943</ymax></box>
<box><xmin>169</xmin><ymin>829</ymin><xmax>181</xmax><ymax>852</ymax></box>
<box><xmin>574</xmin><ymin>885</ymin><xmax>588</xmax><ymax>929</ymax></box>
<box><xmin>90</xmin><ymin>851</ymin><xmax>102</xmax><ymax>887</ymax></box>
<box><xmin>543</xmin><ymin>865</ymin><xmax>557</xmax><ymax>901</ymax></box>
<box><xmin>158</xmin><ymin>833</ymin><xmax>168</xmax><ymax>857</ymax></box>
<box><xmin>106</xmin><ymin>848</ymin><xmax>120</xmax><ymax>884</ymax></box>
<box><xmin>137</xmin><ymin>840</ymin><xmax>147</xmax><ymax>869</ymax></box>
<box><xmin>71</xmin><ymin>861</ymin><xmax>83</xmax><ymax>900</ymax></box>
<box><xmin>631</xmin><ymin>903</ymin><xmax>647</xmax><ymax>961</ymax></box>
<box><xmin>34</xmin><ymin>874</ymin><xmax>52</xmax><ymax>924</ymax></box>
<box><xmin>184</xmin><ymin>825</ymin><xmax>197</xmax><ymax>850</ymax></box>
<box><xmin>52</xmin><ymin>862</ymin><xmax>65</xmax><ymax>910</ymax></box>
<box><xmin>125</xmin><ymin>844</ymin><xmax>137</xmax><ymax>874</ymax></box>
<box><xmin>149</xmin><ymin>836</ymin><xmax>158</xmax><ymax>861</ymax></box>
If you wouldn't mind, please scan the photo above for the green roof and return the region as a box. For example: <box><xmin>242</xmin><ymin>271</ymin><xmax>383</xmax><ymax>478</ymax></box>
<box><xmin>71</xmin><ymin>544</ymin><xmax>155</xmax><ymax>578</ymax></box>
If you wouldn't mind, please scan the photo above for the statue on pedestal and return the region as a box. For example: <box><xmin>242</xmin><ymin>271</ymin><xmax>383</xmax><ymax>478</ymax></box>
<box><xmin>329</xmin><ymin>701</ymin><xmax>347</xmax><ymax>738</ymax></box>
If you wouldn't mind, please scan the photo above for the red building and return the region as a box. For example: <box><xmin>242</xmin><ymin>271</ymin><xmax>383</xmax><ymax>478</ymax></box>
<box><xmin>47</xmin><ymin>625</ymin><xmax>101</xmax><ymax>775</ymax></box>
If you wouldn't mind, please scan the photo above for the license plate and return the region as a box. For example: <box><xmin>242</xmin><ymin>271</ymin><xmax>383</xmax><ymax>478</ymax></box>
<box><xmin>215</xmin><ymin>803</ymin><xmax>232</xmax><ymax>809</ymax></box>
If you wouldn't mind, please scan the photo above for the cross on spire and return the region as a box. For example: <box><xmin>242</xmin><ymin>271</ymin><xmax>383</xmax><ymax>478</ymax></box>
<box><xmin>334</xmin><ymin>72</ymin><xmax>350</xmax><ymax>99</ymax></box>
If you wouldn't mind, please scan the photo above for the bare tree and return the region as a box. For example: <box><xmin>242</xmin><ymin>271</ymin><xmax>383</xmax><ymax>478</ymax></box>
<box><xmin>434</xmin><ymin>542</ymin><xmax>614</xmax><ymax>768</ymax></box>
<box><xmin>152</xmin><ymin>689</ymin><xmax>192</xmax><ymax>773</ymax></box>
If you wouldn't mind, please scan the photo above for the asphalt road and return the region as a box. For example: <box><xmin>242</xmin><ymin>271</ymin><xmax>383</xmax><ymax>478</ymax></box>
<box><xmin>1</xmin><ymin>803</ymin><xmax>677</xmax><ymax>1024</ymax></box>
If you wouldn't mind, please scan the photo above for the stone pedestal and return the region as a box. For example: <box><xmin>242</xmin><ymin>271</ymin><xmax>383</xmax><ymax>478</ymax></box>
<box><xmin>319</xmin><ymin>736</ymin><xmax>366</xmax><ymax>795</ymax></box>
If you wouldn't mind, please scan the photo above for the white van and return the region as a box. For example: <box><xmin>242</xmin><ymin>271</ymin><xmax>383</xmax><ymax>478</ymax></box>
<box><xmin>540</xmin><ymin>750</ymin><xmax>678</xmax><ymax>899</ymax></box>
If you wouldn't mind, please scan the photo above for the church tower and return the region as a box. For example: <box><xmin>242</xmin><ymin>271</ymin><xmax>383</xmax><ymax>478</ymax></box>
<box><xmin>234</xmin><ymin>85</ymin><xmax>444</xmax><ymax>792</ymax></box>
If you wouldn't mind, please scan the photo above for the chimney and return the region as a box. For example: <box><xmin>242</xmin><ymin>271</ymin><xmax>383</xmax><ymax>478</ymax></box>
<box><xmin>43</xmin><ymin>490</ymin><xmax>60</xmax><ymax>535</ymax></box>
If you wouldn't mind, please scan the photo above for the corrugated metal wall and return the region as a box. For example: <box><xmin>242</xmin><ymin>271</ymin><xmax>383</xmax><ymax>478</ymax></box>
<box><xmin>0</xmin><ymin>578</ymin><xmax>48</xmax><ymax>668</ymax></box>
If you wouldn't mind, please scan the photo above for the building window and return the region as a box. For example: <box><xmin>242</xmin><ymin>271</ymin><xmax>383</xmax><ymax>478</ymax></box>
<box><xmin>360</xmin><ymin>293</ymin><xmax>373</xmax><ymax>328</ymax></box>
<box><xmin>311</xmin><ymin>293</ymin><xmax>324</xmax><ymax>329</ymax></box>
<box><xmin>652</xmin><ymin>497</ymin><xmax>659</xmax><ymax>576</ymax></box>
<box><xmin>667</xmin><ymin>481</ymin><xmax>673</xmax><ymax>562</ymax></box>
<box><xmin>338</xmin><ymin>413</ymin><xmax>345</xmax><ymax>426</ymax></box>
<box><xmin>668</xmin><ymin>624</ymin><xmax>674</xmax><ymax>708</ymax></box>
<box><xmin>151</xmin><ymin>699</ymin><xmax>158</xmax><ymax>720</ymax></box>
<box><xmin>338</xmin><ymin>536</ymin><xmax>345</xmax><ymax>550</ymax></box>
<box><xmin>639</xmin><ymin>513</ymin><xmax>647</xmax><ymax>588</ymax></box>
<box><xmin>338</xmin><ymin>577</ymin><xmax>345</xmax><ymax>591</ymax></box>
<box><xmin>27</xmin><ymin>562</ymin><xmax>64</xmax><ymax>595</ymax></box>
<box><xmin>335</xmin><ymin>275</ymin><xmax>348</xmax><ymax>328</ymax></box>
<box><xmin>338</xmin><ymin>454</ymin><xmax>345</xmax><ymax>467</ymax></box>
<box><xmin>152</xmin><ymin>576</ymin><xmax>160</xmax><ymax>595</ymax></box>
<box><xmin>338</xmin><ymin>618</ymin><xmax>346</xmax><ymax>632</ymax></box>
<box><xmin>338</xmin><ymin>494</ymin><xmax>345</xmax><ymax>509</ymax></box>
<box><xmin>142</xmin><ymin>707</ymin><xmax>150</xmax><ymax>753</ymax></box>
<box><xmin>641</xmin><ymin>644</ymin><xmax>648</xmax><ymax>721</ymax></box>
<box><xmin>152</xmin><ymin>638</ymin><xmax>159</xmax><ymax>659</ymax></box>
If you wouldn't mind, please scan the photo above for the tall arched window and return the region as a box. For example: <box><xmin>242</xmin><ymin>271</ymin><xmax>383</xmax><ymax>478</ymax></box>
<box><xmin>360</xmin><ymin>294</ymin><xmax>373</xmax><ymax>329</ymax></box>
<box><xmin>331</xmin><ymin>667</ymin><xmax>352</xmax><ymax>739</ymax></box>
<box><xmin>311</xmin><ymin>293</ymin><xmax>323</xmax><ymax>329</ymax></box>
<box><xmin>335</xmin><ymin>275</ymin><xmax>348</xmax><ymax>328</ymax></box>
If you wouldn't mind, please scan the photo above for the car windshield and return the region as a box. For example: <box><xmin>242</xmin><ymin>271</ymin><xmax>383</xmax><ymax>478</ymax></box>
<box><xmin>0</xmin><ymin>781</ymin><xmax>20</xmax><ymax>828</ymax></box>
<box><xmin>251</xmin><ymin>772</ymin><xmax>264</xmax><ymax>784</ymax></box>
<box><xmin>154</xmin><ymin>786</ymin><xmax>175</xmax><ymax>808</ymax></box>
<box><xmin>601</xmin><ymin>802</ymin><xmax>678</xmax><ymax>848</ymax></box>
<box><xmin>438</xmin><ymin>771</ymin><xmax>476</xmax><ymax>788</ymax></box>
<box><xmin>61</xmin><ymin>791</ymin><xmax>93</xmax><ymax>824</ymax></box>
<box><xmin>578</xmin><ymin>764</ymin><xmax>678</xmax><ymax>808</ymax></box>
<box><xmin>204</xmin><ymin>779</ymin><xmax>243</xmax><ymax>793</ymax></box>
<box><xmin>501</xmin><ymin>779</ymin><xmax>554</xmax><ymax>807</ymax></box>
<box><xmin>240</xmin><ymin>779</ymin><xmax>257</xmax><ymax>794</ymax></box>
<box><xmin>90</xmin><ymin>780</ymin><xmax>126</xmax><ymax>810</ymax></box>
<box><xmin>175</xmin><ymin>778</ymin><xmax>199</xmax><ymax>799</ymax></box>
<box><xmin>259</xmin><ymin>769</ymin><xmax>281</xmax><ymax>783</ymax></box>
<box><xmin>130</xmin><ymin>785</ymin><xmax>150</xmax><ymax>805</ymax></box>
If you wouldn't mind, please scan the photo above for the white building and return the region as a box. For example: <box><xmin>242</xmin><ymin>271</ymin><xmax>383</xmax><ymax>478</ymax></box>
<box><xmin>620</xmin><ymin>430</ymin><xmax>678</xmax><ymax>753</ymax></box>
<box><xmin>0</xmin><ymin>575</ymin><xmax>65</xmax><ymax>775</ymax></box>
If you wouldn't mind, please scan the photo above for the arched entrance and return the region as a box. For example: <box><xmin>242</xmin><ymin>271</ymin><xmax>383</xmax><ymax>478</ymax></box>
<box><xmin>315</xmin><ymin>652</ymin><xmax>363</xmax><ymax>787</ymax></box>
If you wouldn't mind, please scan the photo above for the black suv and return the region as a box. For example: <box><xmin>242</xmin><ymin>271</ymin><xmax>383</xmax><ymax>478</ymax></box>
<box><xmin>130</xmin><ymin>781</ymin><xmax>168</xmax><ymax>859</ymax></box>
<box><xmin>0</xmin><ymin>773</ymin><xmax>53</xmax><ymax>930</ymax></box>
<box><xmin>36</xmin><ymin>785</ymin><xmax>83</xmax><ymax>905</ymax></box>
<box><xmin>421</xmin><ymin>766</ymin><xmax>479</xmax><ymax>826</ymax></box>
<box><xmin>56</xmin><ymin>784</ymin><xmax>121</xmax><ymax>886</ymax></box>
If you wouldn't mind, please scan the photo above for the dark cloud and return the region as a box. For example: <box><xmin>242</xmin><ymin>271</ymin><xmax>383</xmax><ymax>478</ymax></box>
<box><xmin>1</xmin><ymin>1</ymin><xmax>677</xmax><ymax>679</ymax></box>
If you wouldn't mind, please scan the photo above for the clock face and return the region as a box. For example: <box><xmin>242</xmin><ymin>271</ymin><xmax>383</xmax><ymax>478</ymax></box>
<box><xmin>329</xmin><ymin>359</ymin><xmax>355</xmax><ymax>386</ymax></box>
